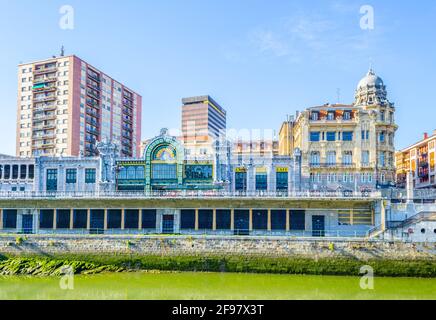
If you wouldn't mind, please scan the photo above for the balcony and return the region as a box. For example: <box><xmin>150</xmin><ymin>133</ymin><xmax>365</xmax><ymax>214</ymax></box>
<box><xmin>33</xmin><ymin>86</ymin><xmax>56</xmax><ymax>93</ymax></box>
<box><xmin>86</xmin><ymin>127</ymin><xmax>99</xmax><ymax>136</ymax></box>
<box><xmin>122</xmin><ymin>126</ymin><xmax>133</xmax><ymax>133</ymax></box>
<box><xmin>32</xmin><ymin>141</ymin><xmax>55</xmax><ymax>149</ymax></box>
<box><xmin>122</xmin><ymin>139</ymin><xmax>132</xmax><ymax>147</ymax></box>
<box><xmin>87</xmin><ymin>71</ymin><xmax>100</xmax><ymax>82</ymax></box>
<box><xmin>33</xmin><ymin>76</ymin><xmax>57</xmax><ymax>85</ymax></box>
<box><xmin>85</xmin><ymin>118</ymin><xmax>99</xmax><ymax>127</ymax></box>
<box><xmin>122</xmin><ymin>132</ymin><xmax>132</xmax><ymax>139</ymax></box>
<box><xmin>34</xmin><ymin>66</ymin><xmax>57</xmax><ymax>75</ymax></box>
<box><xmin>86</xmin><ymin>109</ymin><xmax>99</xmax><ymax>118</ymax></box>
<box><xmin>86</xmin><ymin>99</ymin><xmax>99</xmax><ymax>108</ymax></box>
<box><xmin>86</xmin><ymin>89</ymin><xmax>100</xmax><ymax>100</ymax></box>
<box><xmin>32</xmin><ymin>122</ymin><xmax>56</xmax><ymax>131</ymax></box>
<box><xmin>33</xmin><ymin>133</ymin><xmax>55</xmax><ymax>140</ymax></box>
<box><xmin>33</xmin><ymin>113</ymin><xmax>56</xmax><ymax>121</ymax></box>
<box><xmin>34</xmin><ymin>95</ymin><xmax>56</xmax><ymax>102</ymax></box>
<box><xmin>34</xmin><ymin>104</ymin><xmax>57</xmax><ymax>112</ymax></box>
<box><xmin>310</xmin><ymin>163</ymin><xmax>356</xmax><ymax>169</ymax></box>
<box><xmin>86</xmin><ymin>80</ymin><xmax>100</xmax><ymax>91</ymax></box>
<box><xmin>123</xmin><ymin>91</ymin><xmax>133</xmax><ymax>101</ymax></box>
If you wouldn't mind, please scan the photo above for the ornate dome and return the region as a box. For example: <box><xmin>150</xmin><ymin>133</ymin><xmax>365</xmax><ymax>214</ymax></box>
<box><xmin>354</xmin><ymin>68</ymin><xmax>390</xmax><ymax>107</ymax></box>
<box><xmin>357</xmin><ymin>68</ymin><xmax>384</xmax><ymax>90</ymax></box>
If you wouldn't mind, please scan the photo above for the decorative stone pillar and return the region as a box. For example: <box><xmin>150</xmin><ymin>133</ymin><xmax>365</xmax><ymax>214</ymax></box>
<box><xmin>249</xmin><ymin>209</ymin><xmax>253</xmax><ymax>231</ymax></box>
<box><xmin>267</xmin><ymin>209</ymin><xmax>271</xmax><ymax>231</ymax></box>
<box><xmin>212</xmin><ymin>209</ymin><xmax>216</xmax><ymax>231</ymax></box>
<box><xmin>195</xmin><ymin>209</ymin><xmax>199</xmax><ymax>231</ymax></box>
<box><xmin>230</xmin><ymin>209</ymin><xmax>234</xmax><ymax>231</ymax></box>
<box><xmin>53</xmin><ymin>209</ymin><xmax>57</xmax><ymax>230</ymax></box>
<box><xmin>286</xmin><ymin>209</ymin><xmax>290</xmax><ymax>231</ymax></box>
<box><xmin>138</xmin><ymin>210</ymin><xmax>142</xmax><ymax>230</ymax></box>
<box><xmin>104</xmin><ymin>209</ymin><xmax>108</xmax><ymax>230</ymax></box>
<box><xmin>0</xmin><ymin>209</ymin><xmax>3</xmax><ymax>229</ymax></box>
<box><xmin>69</xmin><ymin>209</ymin><xmax>74</xmax><ymax>230</ymax></box>
<box><xmin>121</xmin><ymin>208</ymin><xmax>125</xmax><ymax>230</ymax></box>
<box><xmin>86</xmin><ymin>209</ymin><xmax>91</xmax><ymax>230</ymax></box>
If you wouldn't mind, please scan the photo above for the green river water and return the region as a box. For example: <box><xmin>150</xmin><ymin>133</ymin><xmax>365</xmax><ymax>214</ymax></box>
<box><xmin>0</xmin><ymin>272</ymin><xmax>435</xmax><ymax>300</ymax></box>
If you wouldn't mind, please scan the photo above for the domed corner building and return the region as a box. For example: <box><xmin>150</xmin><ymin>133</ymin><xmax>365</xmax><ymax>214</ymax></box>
<box><xmin>115</xmin><ymin>128</ymin><xmax>228</xmax><ymax>192</ymax></box>
<box><xmin>292</xmin><ymin>68</ymin><xmax>398</xmax><ymax>192</ymax></box>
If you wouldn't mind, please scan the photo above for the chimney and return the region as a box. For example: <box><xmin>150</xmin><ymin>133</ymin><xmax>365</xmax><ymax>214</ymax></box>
<box><xmin>424</xmin><ymin>132</ymin><xmax>428</xmax><ymax>140</ymax></box>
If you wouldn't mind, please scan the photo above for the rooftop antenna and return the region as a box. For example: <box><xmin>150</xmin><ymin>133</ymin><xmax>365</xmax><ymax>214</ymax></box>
<box><xmin>336</xmin><ymin>88</ymin><xmax>341</xmax><ymax>104</ymax></box>
<box><xmin>60</xmin><ymin>45</ymin><xmax>65</xmax><ymax>57</ymax></box>
<box><xmin>369</xmin><ymin>57</ymin><xmax>374</xmax><ymax>73</ymax></box>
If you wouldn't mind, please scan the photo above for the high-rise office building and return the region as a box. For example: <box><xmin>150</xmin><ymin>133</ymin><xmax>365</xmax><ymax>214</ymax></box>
<box><xmin>16</xmin><ymin>54</ymin><xmax>142</xmax><ymax>158</ymax></box>
<box><xmin>181</xmin><ymin>95</ymin><xmax>226</xmax><ymax>156</ymax></box>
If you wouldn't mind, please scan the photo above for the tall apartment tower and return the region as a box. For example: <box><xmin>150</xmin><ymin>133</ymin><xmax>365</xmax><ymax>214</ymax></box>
<box><xmin>181</xmin><ymin>95</ymin><xmax>226</xmax><ymax>156</ymax></box>
<box><xmin>16</xmin><ymin>54</ymin><xmax>142</xmax><ymax>158</ymax></box>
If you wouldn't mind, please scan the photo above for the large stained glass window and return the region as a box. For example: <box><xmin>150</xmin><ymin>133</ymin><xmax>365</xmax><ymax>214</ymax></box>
<box><xmin>152</xmin><ymin>145</ymin><xmax>177</xmax><ymax>161</ymax></box>
<box><xmin>152</xmin><ymin>163</ymin><xmax>177</xmax><ymax>180</ymax></box>
<box><xmin>185</xmin><ymin>165</ymin><xmax>213</xmax><ymax>180</ymax></box>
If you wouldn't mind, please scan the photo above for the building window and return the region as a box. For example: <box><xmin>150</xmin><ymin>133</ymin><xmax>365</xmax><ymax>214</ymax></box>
<box><xmin>326</xmin><ymin>132</ymin><xmax>336</xmax><ymax>142</ymax></box>
<box><xmin>180</xmin><ymin>209</ymin><xmax>195</xmax><ymax>229</ymax></box>
<box><xmin>310</xmin><ymin>152</ymin><xmax>320</xmax><ymax>166</ymax></box>
<box><xmin>310</xmin><ymin>132</ymin><xmax>320</xmax><ymax>142</ymax></box>
<box><xmin>276</xmin><ymin>171</ymin><xmax>288</xmax><ymax>191</ymax></box>
<box><xmin>3</xmin><ymin>165</ymin><xmax>10</xmax><ymax>179</ymax></box>
<box><xmin>216</xmin><ymin>209</ymin><xmax>231</xmax><ymax>230</ymax></box>
<box><xmin>66</xmin><ymin>169</ymin><xmax>77</xmax><ymax>184</ymax></box>
<box><xmin>379</xmin><ymin>131</ymin><xmax>385</xmax><ymax>143</ymax></box>
<box><xmin>12</xmin><ymin>165</ymin><xmax>19</xmax><ymax>179</ymax></box>
<box><xmin>342</xmin><ymin>151</ymin><xmax>353</xmax><ymax>165</ymax></box>
<box><xmin>255</xmin><ymin>173</ymin><xmax>268</xmax><ymax>191</ymax></box>
<box><xmin>342</xmin><ymin>131</ymin><xmax>353</xmax><ymax>141</ymax></box>
<box><xmin>379</xmin><ymin>152</ymin><xmax>386</xmax><ymax>167</ymax></box>
<box><xmin>40</xmin><ymin>209</ymin><xmax>54</xmax><ymax>229</ymax></box>
<box><xmin>327</xmin><ymin>111</ymin><xmax>335</xmax><ymax>120</ymax></box>
<box><xmin>343</xmin><ymin>111</ymin><xmax>351</xmax><ymax>120</ymax></box>
<box><xmin>362</xmin><ymin>151</ymin><xmax>370</xmax><ymax>165</ymax></box>
<box><xmin>85</xmin><ymin>168</ymin><xmax>96</xmax><ymax>184</ymax></box>
<box><xmin>46</xmin><ymin>169</ymin><xmax>58</xmax><ymax>191</ymax></box>
<box><xmin>311</xmin><ymin>112</ymin><xmax>319</xmax><ymax>121</ymax></box>
<box><xmin>198</xmin><ymin>209</ymin><xmax>213</xmax><ymax>229</ymax></box>
<box><xmin>327</xmin><ymin>151</ymin><xmax>336</xmax><ymax>165</ymax></box>
<box><xmin>252</xmin><ymin>210</ymin><xmax>268</xmax><ymax>230</ymax></box>
<box><xmin>235</xmin><ymin>170</ymin><xmax>247</xmax><ymax>191</ymax></box>
<box><xmin>3</xmin><ymin>209</ymin><xmax>17</xmax><ymax>229</ymax></box>
<box><xmin>142</xmin><ymin>209</ymin><xmax>157</xmax><ymax>229</ymax></box>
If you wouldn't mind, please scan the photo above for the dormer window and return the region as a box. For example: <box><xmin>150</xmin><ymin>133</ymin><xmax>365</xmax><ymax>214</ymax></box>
<box><xmin>327</xmin><ymin>111</ymin><xmax>335</xmax><ymax>121</ymax></box>
<box><xmin>311</xmin><ymin>112</ymin><xmax>319</xmax><ymax>121</ymax></box>
<box><xmin>343</xmin><ymin>111</ymin><xmax>351</xmax><ymax>120</ymax></box>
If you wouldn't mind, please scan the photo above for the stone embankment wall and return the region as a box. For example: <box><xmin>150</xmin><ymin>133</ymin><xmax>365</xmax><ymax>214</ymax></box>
<box><xmin>0</xmin><ymin>235</ymin><xmax>434</xmax><ymax>260</ymax></box>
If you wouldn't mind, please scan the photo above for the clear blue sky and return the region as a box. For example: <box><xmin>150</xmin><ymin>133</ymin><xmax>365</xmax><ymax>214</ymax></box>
<box><xmin>1</xmin><ymin>0</ymin><xmax>435</xmax><ymax>155</ymax></box>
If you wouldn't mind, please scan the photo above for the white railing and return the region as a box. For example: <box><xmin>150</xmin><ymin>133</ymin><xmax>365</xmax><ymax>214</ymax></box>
<box><xmin>0</xmin><ymin>190</ymin><xmax>382</xmax><ymax>200</ymax></box>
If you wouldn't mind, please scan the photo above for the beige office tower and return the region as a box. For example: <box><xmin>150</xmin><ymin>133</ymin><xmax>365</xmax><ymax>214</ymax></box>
<box><xmin>16</xmin><ymin>54</ymin><xmax>142</xmax><ymax>158</ymax></box>
<box><xmin>181</xmin><ymin>95</ymin><xmax>226</xmax><ymax>156</ymax></box>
